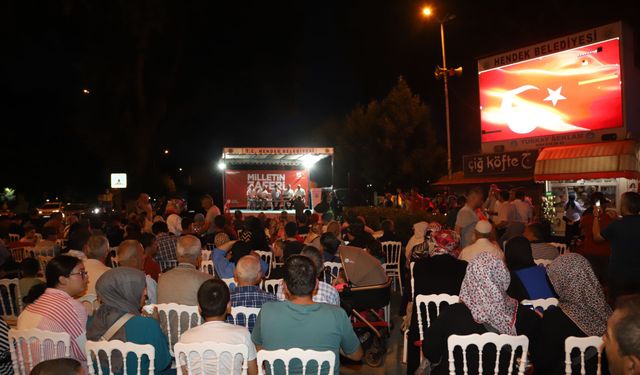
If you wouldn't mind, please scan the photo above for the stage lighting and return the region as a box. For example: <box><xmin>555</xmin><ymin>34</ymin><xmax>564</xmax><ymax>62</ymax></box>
<box><xmin>217</xmin><ymin>161</ymin><xmax>227</xmax><ymax>171</ymax></box>
<box><xmin>303</xmin><ymin>159</ymin><xmax>316</xmax><ymax>170</ymax></box>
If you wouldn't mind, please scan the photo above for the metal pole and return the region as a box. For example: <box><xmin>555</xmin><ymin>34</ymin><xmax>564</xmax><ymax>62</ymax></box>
<box><xmin>440</xmin><ymin>21</ymin><xmax>452</xmax><ymax>179</ymax></box>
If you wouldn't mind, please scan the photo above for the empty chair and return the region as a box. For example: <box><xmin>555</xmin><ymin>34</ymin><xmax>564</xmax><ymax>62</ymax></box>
<box><xmin>253</xmin><ymin>251</ymin><xmax>273</xmax><ymax>278</ymax></box>
<box><xmin>86</xmin><ymin>340</ymin><xmax>155</xmax><ymax>375</ymax></box>
<box><xmin>201</xmin><ymin>249</ymin><xmax>212</xmax><ymax>261</ymax></box>
<box><xmin>174</xmin><ymin>342</ymin><xmax>250</xmax><ymax>375</ymax></box>
<box><xmin>415</xmin><ymin>294</ymin><xmax>460</xmax><ymax>342</ymax></box>
<box><xmin>381</xmin><ymin>241</ymin><xmax>402</xmax><ymax>294</ymax></box>
<box><xmin>257</xmin><ymin>348</ymin><xmax>335</xmax><ymax>375</ymax></box>
<box><xmin>261</xmin><ymin>279</ymin><xmax>281</xmax><ymax>295</ymax></box>
<box><xmin>322</xmin><ymin>261</ymin><xmax>342</xmax><ymax>284</ymax></box>
<box><xmin>521</xmin><ymin>298</ymin><xmax>559</xmax><ymax>312</ymax></box>
<box><xmin>8</xmin><ymin>328</ymin><xmax>71</xmax><ymax>375</ymax></box>
<box><xmin>10</xmin><ymin>247</ymin><xmax>24</xmax><ymax>263</ymax></box>
<box><xmin>448</xmin><ymin>333</ymin><xmax>530</xmax><ymax>375</ymax></box>
<box><xmin>229</xmin><ymin>307</ymin><xmax>260</xmax><ymax>331</ymax></box>
<box><xmin>144</xmin><ymin>303</ymin><xmax>203</xmax><ymax>357</ymax></box>
<box><xmin>199</xmin><ymin>259</ymin><xmax>215</xmax><ymax>276</ymax></box>
<box><xmin>77</xmin><ymin>293</ymin><xmax>100</xmax><ymax>316</ymax></box>
<box><xmin>0</xmin><ymin>279</ymin><xmax>22</xmax><ymax>323</ymax></box>
<box><xmin>564</xmin><ymin>336</ymin><xmax>604</xmax><ymax>375</ymax></box>
<box><xmin>9</xmin><ymin>234</ymin><xmax>20</xmax><ymax>243</ymax></box>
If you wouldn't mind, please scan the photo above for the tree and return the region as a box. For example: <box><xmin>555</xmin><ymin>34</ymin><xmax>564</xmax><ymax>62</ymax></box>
<box><xmin>332</xmin><ymin>77</ymin><xmax>445</xmax><ymax>191</ymax></box>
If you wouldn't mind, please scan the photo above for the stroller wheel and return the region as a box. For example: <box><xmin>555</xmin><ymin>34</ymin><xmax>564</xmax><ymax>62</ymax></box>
<box><xmin>364</xmin><ymin>336</ymin><xmax>386</xmax><ymax>367</ymax></box>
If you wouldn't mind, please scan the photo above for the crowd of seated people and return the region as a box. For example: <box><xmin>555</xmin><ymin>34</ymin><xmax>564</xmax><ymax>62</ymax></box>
<box><xmin>0</xmin><ymin>188</ymin><xmax>638</xmax><ymax>375</ymax></box>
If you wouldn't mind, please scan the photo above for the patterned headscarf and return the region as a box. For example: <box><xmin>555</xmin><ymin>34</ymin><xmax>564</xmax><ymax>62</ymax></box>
<box><xmin>459</xmin><ymin>252</ymin><xmax>518</xmax><ymax>335</ymax></box>
<box><xmin>547</xmin><ymin>253</ymin><xmax>611</xmax><ymax>336</ymax></box>
<box><xmin>427</xmin><ymin>222</ymin><xmax>442</xmax><ymax>233</ymax></box>
<box><xmin>428</xmin><ymin>230</ymin><xmax>460</xmax><ymax>257</ymax></box>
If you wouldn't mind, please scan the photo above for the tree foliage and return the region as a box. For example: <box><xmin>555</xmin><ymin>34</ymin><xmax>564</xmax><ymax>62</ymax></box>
<box><xmin>333</xmin><ymin>77</ymin><xmax>445</xmax><ymax>190</ymax></box>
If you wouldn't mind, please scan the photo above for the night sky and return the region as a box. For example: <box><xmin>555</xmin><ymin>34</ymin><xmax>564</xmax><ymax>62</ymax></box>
<box><xmin>2</xmin><ymin>0</ymin><xmax>639</xmax><ymax>204</ymax></box>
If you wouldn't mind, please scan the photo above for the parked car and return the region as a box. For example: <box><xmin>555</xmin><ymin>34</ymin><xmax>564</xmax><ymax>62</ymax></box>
<box><xmin>38</xmin><ymin>202</ymin><xmax>65</xmax><ymax>218</ymax></box>
<box><xmin>63</xmin><ymin>202</ymin><xmax>89</xmax><ymax>218</ymax></box>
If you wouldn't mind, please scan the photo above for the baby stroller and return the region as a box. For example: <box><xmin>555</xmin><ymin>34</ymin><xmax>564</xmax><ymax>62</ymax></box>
<box><xmin>338</xmin><ymin>245</ymin><xmax>392</xmax><ymax>367</ymax></box>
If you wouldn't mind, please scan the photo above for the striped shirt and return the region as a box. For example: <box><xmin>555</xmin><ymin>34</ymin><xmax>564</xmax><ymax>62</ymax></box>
<box><xmin>0</xmin><ymin>318</ymin><xmax>10</xmax><ymax>374</ymax></box>
<box><xmin>530</xmin><ymin>242</ymin><xmax>560</xmax><ymax>261</ymax></box>
<box><xmin>18</xmin><ymin>288</ymin><xmax>88</xmax><ymax>363</ymax></box>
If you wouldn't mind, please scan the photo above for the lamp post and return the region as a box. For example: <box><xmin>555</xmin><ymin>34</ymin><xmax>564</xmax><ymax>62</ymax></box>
<box><xmin>422</xmin><ymin>7</ymin><xmax>459</xmax><ymax>180</ymax></box>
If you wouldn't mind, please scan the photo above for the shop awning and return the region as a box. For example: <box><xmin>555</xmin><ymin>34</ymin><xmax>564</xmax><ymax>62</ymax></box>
<box><xmin>432</xmin><ymin>171</ymin><xmax>533</xmax><ymax>186</ymax></box>
<box><xmin>534</xmin><ymin>140</ymin><xmax>640</xmax><ymax>181</ymax></box>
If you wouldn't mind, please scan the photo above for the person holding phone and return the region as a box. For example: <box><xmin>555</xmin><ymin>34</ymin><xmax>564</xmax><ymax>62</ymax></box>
<box><xmin>579</xmin><ymin>192</ymin><xmax>613</xmax><ymax>285</ymax></box>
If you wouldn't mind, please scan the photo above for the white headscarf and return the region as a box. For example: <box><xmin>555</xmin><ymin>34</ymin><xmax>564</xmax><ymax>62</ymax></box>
<box><xmin>405</xmin><ymin>221</ymin><xmax>429</xmax><ymax>260</ymax></box>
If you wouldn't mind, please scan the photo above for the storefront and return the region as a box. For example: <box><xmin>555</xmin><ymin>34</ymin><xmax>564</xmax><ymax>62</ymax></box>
<box><xmin>534</xmin><ymin>140</ymin><xmax>640</xmax><ymax>235</ymax></box>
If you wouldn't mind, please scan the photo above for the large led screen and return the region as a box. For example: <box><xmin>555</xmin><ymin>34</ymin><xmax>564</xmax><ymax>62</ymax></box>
<box><xmin>479</xmin><ymin>38</ymin><xmax>622</xmax><ymax>143</ymax></box>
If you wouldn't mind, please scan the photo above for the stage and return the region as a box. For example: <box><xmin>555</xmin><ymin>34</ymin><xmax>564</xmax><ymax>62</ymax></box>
<box><xmin>234</xmin><ymin>209</ymin><xmax>298</xmax><ymax>220</ymax></box>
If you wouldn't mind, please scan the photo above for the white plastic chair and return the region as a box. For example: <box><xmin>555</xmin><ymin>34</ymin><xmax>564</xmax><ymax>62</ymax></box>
<box><xmin>0</xmin><ymin>278</ymin><xmax>22</xmax><ymax>324</ymax></box>
<box><xmin>415</xmin><ymin>294</ymin><xmax>460</xmax><ymax>342</ymax></box>
<box><xmin>254</xmin><ymin>250</ymin><xmax>273</xmax><ymax>278</ymax></box>
<box><xmin>10</xmin><ymin>247</ymin><xmax>24</xmax><ymax>263</ymax></box>
<box><xmin>447</xmin><ymin>333</ymin><xmax>529</xmax><ymax>375</ymax></box>
<box><xmin>261</xmin><ymin>279</ymin><xmax>281</xmax><ymax>295</ymax></box>
<box><xmin>547</xmin><ymin>242</ymin><xmax>568</xmax><ymax>255</ymax></box>
<box><xmin>381</xmin><ymin>241</ymin><xmax>403</xmax><ymax>294</ymax></box>
<box><xmin>565</xmin><ymin>336</ymin><xmax>604</xmax><ymax>375</ymax></box>
<box><xmin>521</xmin><ymin>298</ymin><xmax>559</xmax><ymax>312</ymax></box>
<box><xmin>78</xmin><ymin>293</ymin><xmax>100</xmax><ymax>316</ymax></box>
<box><xmin>201</xmin><ymin>249</ymin><xmax>211</xmax><ymax>261</ymax></box>
<box><xmin>534</xmin><ymin>259</ymin><xmax>553</xmax><ymax>267</ymax></box>
<box><xmin>86</xmin><ymin>340</ymin><xmax>155</xmax><ymax>375</ymax></box>
<box><xmin>323</xmin><ymin>261</ymin><xmax>343</xmax><ymax>284</ymax></box>
<box><xmin>159</xmin><ymin>260</ymin><xmax>177</xmax><ymax>272</ymax></box>
<box><xmin>9</xmin><ymin>234</ymin><xmax>20</xmax><ymax>243</ymax></box>
<box><xmin>205</xmin><ymin>243</ymin><xmax>215</xmax><ymax>251</ymax></box>
<box><xmin>9</xmin><ymin>328</ymin><xmax>71</xmax><ymax>375</ymax></box>
<box><xmin>222</xmin><ymin>278</ymin><xmax>237</xmax><ymax>291</ymax></box>
<box><xmin>257</xmin><ymin>348</ymin><xmax>335</xmax><ymax>375</ymax></box>
<box><xmin>174</xmin><ymin>342</ymin><xmax>250</xmax><ymax>375</ymax></box>
<box><xmin>143</xmin><ymin>303</ymin><xmax>203</xmax><ymax>357</ymax></box>
<box><xmin>229</xmin><ymin>306</ymin><xmax>261</xmax><ymax>329</ymax></box>
<box><xmin>199</xmin><ymin>259</ymin><xmax>215</xmax><ymax>276</ymax></box>
<box><xmin>37</xmin><ymin>256</ymin><xmax>53</xmax><ymax>275</ymax></box>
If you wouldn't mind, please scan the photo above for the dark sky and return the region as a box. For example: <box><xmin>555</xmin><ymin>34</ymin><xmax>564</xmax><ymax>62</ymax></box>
<box><xmin>1</xmin><ymin>0</ymin><xmax>639</xmax><ymax>202</ymax></box>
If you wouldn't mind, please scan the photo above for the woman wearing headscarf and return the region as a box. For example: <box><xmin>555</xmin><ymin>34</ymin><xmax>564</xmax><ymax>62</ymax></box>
<box><xmin>405</xmin><ymin>221</ymin><xmax>428</xmax><ymax>262</ymax></box>
<box><xmin>504</xmin><ymin>236</ymin><xmax>555</xmax><ymax>301</ymax></box>
<box><xmin>87</xmin><ymin>268</ymin><xmax>172</xmax><ymax>374</ymax></box>
<box><xmin>531</xmin><ymin>253</ymin><xmax>612</xmax><ymax>375</ymax></box>
<box><xmin>422</xmin><ymin>252</ymin><xmax>540</xmax><ymax>375</ymax></box>
<box><xmin>404</xmin><ymin>230</ymin><xmax>468</xmax><ymax>374</ymax></box>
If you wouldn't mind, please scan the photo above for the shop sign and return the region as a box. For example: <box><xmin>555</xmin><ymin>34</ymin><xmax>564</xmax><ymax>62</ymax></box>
<box><xmin>464</xmin><ymin>151</ymin><xmax>538</xmax><ymax>177</ymax></box>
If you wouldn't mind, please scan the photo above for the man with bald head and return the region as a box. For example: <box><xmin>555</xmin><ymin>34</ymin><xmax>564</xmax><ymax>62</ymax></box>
<box><xmin>227</xmin><ymin>255</ymin><xmax>277</xmax><ymax>332</ymax></box>
<box><xmin>157</xmin><ymin>235</ymin><xmax>212</xmax><ymax>306</ymax></box>
<box><xmin>83</xmin><ymin>234</ymin><xmax>110</xmax><ymax>295</ymax></box>
<box><xmin>117</xmin><ymin>239</ymin><xmax>158</xmax><ymax>304</ymax></box>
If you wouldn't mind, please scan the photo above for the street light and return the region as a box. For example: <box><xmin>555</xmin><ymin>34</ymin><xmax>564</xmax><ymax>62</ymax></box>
<box><xmin>421</xmin><ymin>6</ymin><xmax>460</xmax><ymax>180</ymax></box>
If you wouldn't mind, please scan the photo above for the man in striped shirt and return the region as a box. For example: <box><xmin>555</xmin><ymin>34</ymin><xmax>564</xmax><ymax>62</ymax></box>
<box><xmin>524</xmin><ymin>223</ymin><xmax>559</xmax><ymax>260</ymax></box>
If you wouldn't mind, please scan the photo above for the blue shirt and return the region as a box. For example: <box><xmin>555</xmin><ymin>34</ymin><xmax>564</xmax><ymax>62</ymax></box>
<box><xmin>212</xmin><ymin>248</ymin><xmax>269</xmax><ymax>279</ymax></box>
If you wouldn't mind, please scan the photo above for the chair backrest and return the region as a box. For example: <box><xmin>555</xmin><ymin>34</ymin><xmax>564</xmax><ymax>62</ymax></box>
<box><xmin>254</xmin><ymin>251</ymin><xmax>273</xmax><ymax>278</ymax></box>
<box><xmin>410</xmin><ymin>262</ymin><xmax>415</xmax><ymax>297</ymax></box>
<box><xmin>55</xmin><ymin>239</ymin><xmax>67</xmax><ymax>249</ymax></box>
<box><xmin>323</xmin><ymin>262</ymin><xmax>342</xmax><ymax>284</ymax></box>
<box><xmin>229</xmin><ymin>306</ymin><xmax>261</xmax><ymax>329</ymax></box>
<box><xmin>86</xmin><ymin>340</ymin><xmax>155</xmax><ymax>375</ymax></box>
<box><xmin>381</xmin><ymin>241</ymin><xmax>402</xmax><ymax>265</ymax></box>
<box><xmin>159</xmin><ymin>260</ymin><xmax>177</xmax><ymax>272</ymax></box>
<box><xmin>201</xmin><ymin>249</ymin><xmax>212</xmax><ymax>261</ymax></box>
<box><xmin>109</xmin><ymin>255</ymin><xmax>119</xmax><ymax>268</ymax></box>
<box><xmin>205</xmin><ymin>243</ymin><xmax>215</xmax><ymax>251</ymax></box>
<box><xmin>0</xmin><ymin>278</ymin><xmax>22</xmax><ymax>322</ymax></box>
<box><xmin>222</xmin><ymin>278</ymin><xmax>237</xmax><ymax>291</ymax></box>
<box><xmin>9</xmin><ymin>328</ymin><xmax>71</xmax><ymax>375</ymax></box>
<box><xmin>10</xmin><ymin>247</ymin><xmax>24</xmax><ymax>263</ymax></box>
<box><xmin>37</xmin><ymin>256</ymin><xmax>53</xmax><ymax>275</ymax></box>
<box><xmin>143</xmin><ymin>303</ymin><xmax>203</xmax><ymax>357</ymax></box>
<box><xmin>78</xmin><ymin>293</ymin><xmax>100</xmax><ymax>316</ymax></box>
<box><xmin>34</xmin><ymin>233</ymin><xmax>42</xmax><ymax>243</ymax></box>
<box><xmin>565</xmin><ymin>336</ymin><xmax>603</xmax><ymax>375</ymax></box>
<box><xmin>9</xmin><ymin>233</ymin><xmax>20</xmax><ymax>243</ymax></box>
<box><xmin>261</xmin><ymin>279</ymin><xmax>281</xmax><ymax>295</ymax></box>
<box><xmin>174</xmin><ymin>342</ymin><xmax>249</xmax><ymax>375</ymax></box>
<box><xmin>199</xmin><ymin>259</ymin><xmax>215</xmax><ymax>276</ymax></box>
<box><xmin>257</xmin><ymin>348</ymin><xmax>335</xmax><ymax>375</ymax></box>
<box><xmin>447</xmin><ymin>333</ymin><xmax>529</xmax><ymax>375</ymax></box>
<box><xmin>547</xmin><ymin>242</ymin><xmax>568</xmax><ymax>255</ymax></box>
<box><xmin>415</xmin><ymin>294</ymin><xmax>460</xmax><ymax>341</ymax></box>
<box><xmin>534</xmin><ymin>259</ymin><xmax>553</xmax><ymax>267</ymax></box>
<box><xmin>521</xmin><ymin>298</ymin><xmax>559</xmax><ymax>311</ymax></box>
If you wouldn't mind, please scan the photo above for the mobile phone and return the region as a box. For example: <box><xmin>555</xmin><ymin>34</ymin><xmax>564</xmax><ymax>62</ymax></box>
<box><xmin>595</xmin><ymin>200</ymin><xmax>601</xmax><ymax>207</ymax></box>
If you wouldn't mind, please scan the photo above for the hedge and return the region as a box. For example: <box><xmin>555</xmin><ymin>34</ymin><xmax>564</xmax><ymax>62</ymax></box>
<box><xmin>342</xmin><ymin>206</ymin><xmax>446</xmax><ymax>243</ymax></box>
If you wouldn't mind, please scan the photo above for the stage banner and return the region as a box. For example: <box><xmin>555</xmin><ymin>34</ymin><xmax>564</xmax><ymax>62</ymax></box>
<box><xmin>225</xmin><ymin>169</ymin><xmax>309</xmax><ymax>208</ymax></box>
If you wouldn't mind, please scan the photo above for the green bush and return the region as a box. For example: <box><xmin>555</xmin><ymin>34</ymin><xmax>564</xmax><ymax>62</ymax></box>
<box><xmin>343</xmin><ymin>206</ymin><xmax>446</xmax><ymax>243</ymax></box>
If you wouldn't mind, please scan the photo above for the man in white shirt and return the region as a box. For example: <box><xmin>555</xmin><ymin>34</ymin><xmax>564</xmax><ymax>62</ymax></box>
<box><xmin>271</xmin><ymin>184</ymin><xmax>282</xmax><ymax>210</ymax></box>
<box><xmin>165</xmin><ymin>201</ymin><xmax>182</xmax><ymax>236</ymax></box>
<box><xmin>283</xmin><ymin>184</ymin><xmax>294</xmax><ymax>209</ymax></box>
<box><xmin>200</xmin><ymin>194</ymin><xmax>222</xmax><ymax>235</ymax></box>
<box><xmin>458</xmin><ymin>220</ymin><xmax>504</xmax><ymax>263</ymax></box>
<box><xmin>512</xmin><ymin>190</ymin><xmax>532</xmax><ymax>224</ymax></box>
<box><xmin>246</xmin><ymin>184</ymin><xmax>256</xmax><ymax>209</ymax></box>
<box><xmin>178</xmin><ymin>279</ymin><xmax>258</xmax><ymax>375</ymax></box>
<box><xmin>455</xmin><ymin>187</ymin><xmax>484</xmax><ymax>248</ymax></box>
<box><xmin>82</xmin><ymin>234</ymin><xmax>111</xmax><ymax>296</ymax></box>
<box><xmin>293</xmin><ymin>184</ymin><xmax>306</xmax><ymax>203</ymax></box>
